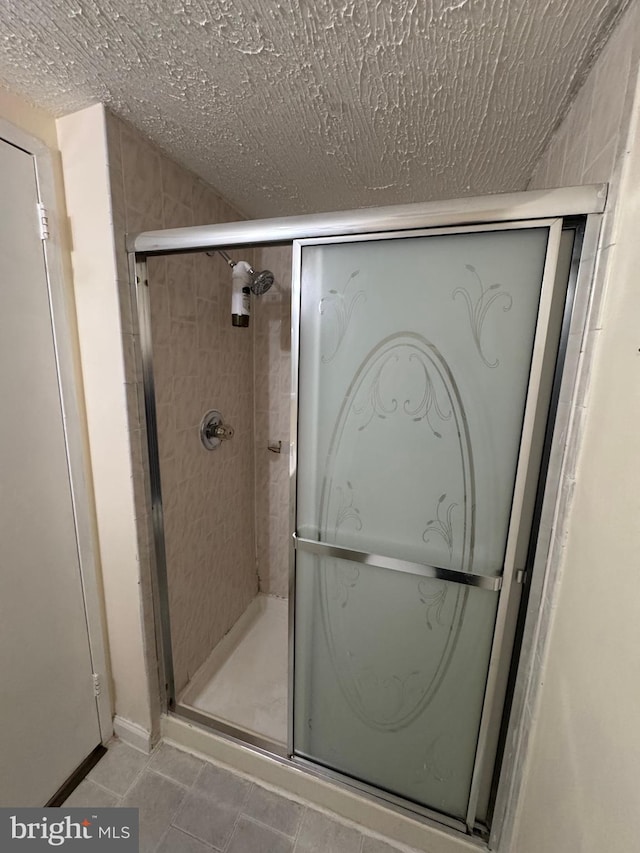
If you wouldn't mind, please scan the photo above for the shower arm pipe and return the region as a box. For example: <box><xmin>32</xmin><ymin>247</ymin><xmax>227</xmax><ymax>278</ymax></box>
<box><xmin>210</xmin><ymin>248</ymin><xmax>260</xmax><ymax>277</ymax></box>
<box><xmin>215</xmin><ymin>248</ymin><xmax>237</xmax><ymax>269</ymax></box>
<box><xmin>208</xmin><ymin>250</ymin><xmax>275</xmax><ymax>296</ymax></box>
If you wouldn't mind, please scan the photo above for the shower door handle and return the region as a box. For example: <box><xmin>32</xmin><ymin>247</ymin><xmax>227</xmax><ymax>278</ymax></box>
<box><xmin>292</xmin><ymin>534</ymin><xmax>503</xmax><ymax>591</ymax></box>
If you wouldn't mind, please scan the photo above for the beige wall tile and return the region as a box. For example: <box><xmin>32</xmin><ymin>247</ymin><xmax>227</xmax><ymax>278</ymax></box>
<box><xmin>104</xmin><ymin>110</ymin><xmax>258</xmax><ymax>695</ymax></box>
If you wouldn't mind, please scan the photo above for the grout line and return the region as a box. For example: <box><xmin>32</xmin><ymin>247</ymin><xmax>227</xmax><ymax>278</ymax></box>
<box><xmin>116</xmin><ymin>756</ymin><xmax>152</xmax><ymax>801</ymax></box>
<box><xmin>164</xmin><ymin>824</ymin><xmax>218</xmax><ymax>852</ymax></box>
<box><xmin>154</xmin><ymin>823</ymin><xmax>172</xmax><ymax>852</ymax></box>
<box><xmin>146</xmin><ymin>765</ymin><xmax>198</xmax><ymax>789</ymax></box>
<box><xmin>188</xmin><ymin>762</ymin><xmax>207</xmax><ymax>792</ymax></box>
<box><xmin>291</xmin><ymin>804</ymin><xmax>307</xmax><ymax>851</ymax></box>
<box><xmin>155</xmin><ymin>769</ymin><xmax>192</xmax><ymax>851</ymax></box>
<box><xmin>85</xmin><ymin>750</ymin><xmax>149</xmax><ymax>800</ymax></box>
<box><xmin>239</xmin><ymin>782</ymin><xmax>305</xmax><ymax>839</ymax></box>
<box><xmin>232</xmin><ymin>813</ymin><xmax>296</xmax><ymax>842</ymax></box>
<box><xmin>238</xmin><ymin>779</ymin><xmax>255</xmax><ymax>819</ymax></box>
<box><xmin>83</xmin><ymin>777</ymin><xmax>125</xmax><ymax>800</ymax></box>
<box><xmin>152</xmin><ymin>780</ymin><xmax>192</xmax><ymax>853</ymax></box>
<box><xmin>167</xmin><ymin>762</ymin><xmax>207</xmax><ymax>846</ymax></box>
<box><xmin>221</xmin><ymin>780</ymin><xmax>255</xmax><ymax>852</ymax></box>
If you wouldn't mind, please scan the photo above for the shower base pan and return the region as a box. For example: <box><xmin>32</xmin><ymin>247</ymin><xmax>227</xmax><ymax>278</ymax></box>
<box><xmin>178</xmin><ymin>593</ymin><xmax>288</xmax><ymax>745</ymax></box>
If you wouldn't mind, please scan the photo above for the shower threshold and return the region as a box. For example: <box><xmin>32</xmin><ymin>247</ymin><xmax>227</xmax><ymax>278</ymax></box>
<box><xmin>178</xmin><ymin>593</ymin><xmax>288</xmax><ymax>747</ymax></box>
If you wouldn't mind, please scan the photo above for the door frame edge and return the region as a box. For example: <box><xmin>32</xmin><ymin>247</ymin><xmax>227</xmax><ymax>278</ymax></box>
<box><xmin>0</xmin><ymin>116</ymin><xmax>113</xmax><ymax>744</ymax></box>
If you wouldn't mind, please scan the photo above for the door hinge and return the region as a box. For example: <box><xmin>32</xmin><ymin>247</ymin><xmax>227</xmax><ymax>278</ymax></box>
<box><xmin>515</xmin><ymin>569</ymin><xmax>527</xmax><ymax>585</ymax></box>
<box><xmin>37</xmin><ymin>202</ymin><xmax>50</xmax><ymax>241</ymax></box>
<box><xmin>92</xmin><ymin>673</ymin><xmax>102</xmax><ymax>697</ymax></box>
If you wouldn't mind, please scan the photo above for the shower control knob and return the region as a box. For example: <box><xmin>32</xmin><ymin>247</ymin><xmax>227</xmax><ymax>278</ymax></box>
<box><xmin>213</xmin><ymin>423</ymin><xmax>234</xmax><ymax>440</ymax></box>
<box><xmin>200</xmin><ymin>410</ymin><xmax>234</xmax><ymax>451</ymax></box>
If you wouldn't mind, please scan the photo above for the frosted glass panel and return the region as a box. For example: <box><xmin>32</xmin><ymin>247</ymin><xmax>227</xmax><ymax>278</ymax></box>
<box><xmin>293</xmin><ymin>226</ymin><xmax>553</xmax><ymax>820</ymax></box>
<box><xmin>294</xmin><ymin>553</ymin><xmax>498</xmax><ymax>818</ymax></box>
<box><xmin>297</xmin><ymin>228</ymin><xmax>550</xmax><ymax>575</ymax></box>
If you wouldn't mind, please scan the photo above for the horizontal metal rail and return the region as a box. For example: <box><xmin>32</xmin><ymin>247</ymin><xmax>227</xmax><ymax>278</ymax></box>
<box><xmin>293</xmin><ymin>534</ymin><xmax>503</xmax><ymax>591</ymax></box>
<box><xmin>128</xmin><ymin>184</ymin><xmax>607</xmax><ymax>255</ymax></box>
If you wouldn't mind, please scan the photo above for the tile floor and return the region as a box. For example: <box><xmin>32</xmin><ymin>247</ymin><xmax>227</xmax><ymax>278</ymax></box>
<box><xmin>180</xmin><ymin>594</ymin><xmax>288</xmax><ymax>745</ymax></box>
<box><xmin>64</xmin><ymin>739</ymin><xmax>418</xmax><ymax>853</ymax></box>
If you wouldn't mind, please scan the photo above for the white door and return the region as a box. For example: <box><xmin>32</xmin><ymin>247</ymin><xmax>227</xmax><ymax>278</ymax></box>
<box><xmin>0</xmin><ymin>136</ymin><xmax>102</xmax><ymax>806</ymax></box>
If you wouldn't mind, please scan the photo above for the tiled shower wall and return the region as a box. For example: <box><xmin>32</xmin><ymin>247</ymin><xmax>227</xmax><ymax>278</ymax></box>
<box><xmin>253</xmin><ymin>246</ymin><xmax>293</xmax><ymax>598</ymax></box>
<box><xmin>105</xmin><ymin>112</ymin><xmax>258</xmax><ymax>694</ymax></box>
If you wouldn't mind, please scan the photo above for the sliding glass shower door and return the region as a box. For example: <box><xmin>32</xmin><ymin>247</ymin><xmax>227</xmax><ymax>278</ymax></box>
<box><xmin>292</xmin><ymin>221</ymin><xmax>565</xmax><ymax>827</ymax></box>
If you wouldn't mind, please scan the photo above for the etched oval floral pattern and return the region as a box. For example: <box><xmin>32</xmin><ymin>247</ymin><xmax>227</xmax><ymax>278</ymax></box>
<box><xmin>319</xmin><ymin>269</ymin><xmax>366</xmax><ymax>363</ymax></box>
<box><xmin>317</xmin><ymin>332</ymin><xmax>475</xmax><ymax>732</ymax></box>
<box><xmin>453</xmin><ymin>263</ymin><xmax>513</xmax><ymax>368</ymax></box>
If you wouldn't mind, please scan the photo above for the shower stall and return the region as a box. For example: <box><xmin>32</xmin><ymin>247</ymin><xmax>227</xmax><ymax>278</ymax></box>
<box><xmin>140</xmin><ymin>242</ymin><xmax>293</xmax><ymax>746</ymax></box>
<box><xmin>129</xmin><ymin>185</ymin><xmax>604</xmax><ymax>842</ymax></box>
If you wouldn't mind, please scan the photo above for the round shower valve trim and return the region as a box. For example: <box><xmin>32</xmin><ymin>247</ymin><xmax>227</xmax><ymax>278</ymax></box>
<box><xmin>200</xmin><ymin>410</ymin><xmax>234</xmax><ymax>451</ymax></box>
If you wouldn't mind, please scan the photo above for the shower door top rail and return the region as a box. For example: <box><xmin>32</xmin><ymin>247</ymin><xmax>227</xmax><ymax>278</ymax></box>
<box><xmin>128</xmin><ymin>184</ymin><xmax>606</xmax><ymax>255</ymax></box>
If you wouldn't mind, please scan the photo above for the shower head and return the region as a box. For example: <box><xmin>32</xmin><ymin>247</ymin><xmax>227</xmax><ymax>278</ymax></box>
<box><xmin>208</xmin><ymin>250</ymin><xmax>274</xmax><ymax>295</ymax></box>
<box><xmin>250</xmin><ymin>268</ymin><xmax>274</xmax><ymax>295</ymax></box>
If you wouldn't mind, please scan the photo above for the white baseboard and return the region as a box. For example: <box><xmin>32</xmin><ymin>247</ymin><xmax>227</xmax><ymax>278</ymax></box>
<box><xmin>112</xmin><ymin>715</ymin><xmax>153</xmax><ymax>754</ymax></box>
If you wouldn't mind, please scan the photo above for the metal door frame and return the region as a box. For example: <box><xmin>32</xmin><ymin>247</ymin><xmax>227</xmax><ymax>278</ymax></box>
<box><xmin>128</xmin><ymin>185</ymin><xmax>605</xmax><ymax>844</ymax></box>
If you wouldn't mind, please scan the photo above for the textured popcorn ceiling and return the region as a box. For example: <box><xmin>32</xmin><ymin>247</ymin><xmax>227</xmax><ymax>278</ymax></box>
<box><xmin>0</xmin><ymin>0</ymin><xmax>631</xmax><ymax>218</ymax></box>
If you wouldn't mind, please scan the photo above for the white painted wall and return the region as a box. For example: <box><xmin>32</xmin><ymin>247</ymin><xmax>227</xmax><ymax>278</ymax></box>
<box><xmin>0</xmin><ymin>87</ymin><xmax>58</xmax><ymax>148</ymax></box>
<box><xmin>511</xmin><ymin>4</ymin><xmax>640</xmax><ymax>851</ymax></box>
<box><xmin>56</xmin><ymin>104</ymin><xmax>155</xmax><ymax>742</ymax></box>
